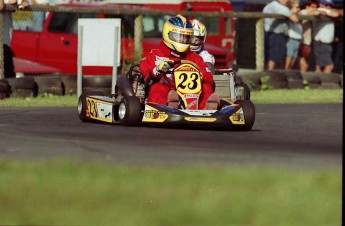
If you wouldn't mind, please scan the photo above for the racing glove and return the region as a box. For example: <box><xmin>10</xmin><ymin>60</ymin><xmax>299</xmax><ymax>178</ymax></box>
<box><xmin>153</xmin><ymin>60</ymin><xmax>174</xmax><ymax>77</ymax></box>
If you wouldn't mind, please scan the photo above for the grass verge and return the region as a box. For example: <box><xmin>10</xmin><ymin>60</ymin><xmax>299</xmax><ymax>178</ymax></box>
<box><xmin>0</xmin><ymin>160</ymin><xmax>341</xmax><ymax>225</ymax></box>
<box><xmin>251</xmin><ymin>89</ymin><xmax>343</xmax><ymax>104</ymax></box>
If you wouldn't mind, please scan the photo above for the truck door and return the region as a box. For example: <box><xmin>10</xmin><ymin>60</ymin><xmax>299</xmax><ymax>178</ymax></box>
<box><xmin>38</xmin><ymin>12</ymin><xmax>99</xmax><ymax>74</ymax></box>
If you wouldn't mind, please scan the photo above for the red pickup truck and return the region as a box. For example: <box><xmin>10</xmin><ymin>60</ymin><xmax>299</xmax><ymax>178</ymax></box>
<box><xmin>11</xmin><ymin>0</ymin><xmax>236</xmax><ymax>75</ymax></box>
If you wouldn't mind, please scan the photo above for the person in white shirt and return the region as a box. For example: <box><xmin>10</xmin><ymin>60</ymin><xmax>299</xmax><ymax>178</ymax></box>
<box><xmin>312</xmin><ymin>0</ymin><xmax>340</xmax><ymax>73</ymax></box>
<box><xmin>285</xmin><ymin>0</ymin><xmax>303</xmax><ymax>69</ymax></box>
<box><xmin>190</xmin><ymin>19</ymin><xmax>215</xmax><ymax>74</ymax></box>
<box><xmin>263</xmin><ymin>0</ymin><xmax>299</xmax><ymax>70</ymax></box>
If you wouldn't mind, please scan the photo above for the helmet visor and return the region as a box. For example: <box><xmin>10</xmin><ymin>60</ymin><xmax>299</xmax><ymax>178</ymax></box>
<box><xmin>192</xmin><ymin>36</ymin><xmax>205</xmax><ymax>46</ymax></box>
<box><xmin>168</xmin><ymin>31</ymin><xmax>193</xmax><ymax>44</ymax></box>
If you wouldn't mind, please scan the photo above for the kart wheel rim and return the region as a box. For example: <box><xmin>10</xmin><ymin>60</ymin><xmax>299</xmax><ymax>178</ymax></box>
<box><xmin>118</xmin><ymin>103</ymin><xmax>126</xmax><ymax>120</ymax></box>
<box><xmin>77</xmin><ymin>98</ymin><xmax>82</xmax><ymax>115</ymax></box>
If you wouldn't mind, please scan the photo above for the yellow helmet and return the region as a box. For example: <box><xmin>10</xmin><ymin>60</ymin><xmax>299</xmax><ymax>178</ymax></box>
<box><xmin>190</xmin><ymin>19</ymin><xmax>207</xmax><ymax>52</ymax></box>
<box><xmin>162</xmin><ymin>15</ymin><xmax>194</xmax><ymax>53</ymax></box>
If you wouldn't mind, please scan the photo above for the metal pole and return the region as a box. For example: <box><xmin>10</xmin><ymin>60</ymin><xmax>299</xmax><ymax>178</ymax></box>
<box><xmin>255</xmin><ymin>18</ymin><xmax>265</xmax><ymax>72</ymax></box>
<box><xmin>111</xmin><ymin>26</ymin><xmax>119</xmax><ymax>94</ymax></box>
<box><xmin>0</xmin><ymin>11</ymin><xmax>4</xmax><ymax>79</ymax></box>
<box><xmin>77</xmin><ymin>25</ymin><xmax>83</xmax><ymax>97</ymax></box>
<box><xmin>134</xmin><ymin>15</ymin><xmax>143</xmax><ymax>62</ymax></box>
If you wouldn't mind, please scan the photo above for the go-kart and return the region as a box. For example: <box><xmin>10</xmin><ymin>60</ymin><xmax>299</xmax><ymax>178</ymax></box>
<box><xmin>78</xmin><ymin>60</ymin><xmax>255</xmax><ymax>130</ymax></box>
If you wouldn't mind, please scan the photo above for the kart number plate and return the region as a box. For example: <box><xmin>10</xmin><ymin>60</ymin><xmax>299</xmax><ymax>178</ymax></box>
<box><xmin>174</xmin><ymin>64</ymin><xmax>202</xmax><ymax>94</ymax></box>
<box><xmin>86</xmin><ymin>97</ymin><xmax>113</xmax><ymax>123</ymax></box>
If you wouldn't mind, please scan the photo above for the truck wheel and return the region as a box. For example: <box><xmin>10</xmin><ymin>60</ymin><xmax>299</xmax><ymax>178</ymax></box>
<box><xmin>117</xmin><ymin>96</ymin><xmax>142</xmax><ymax>126</ymax></box>
<box><xmin>234</xmin><ymin>100</ymin><xmax>255</xmax><ymax>131</ymax></box>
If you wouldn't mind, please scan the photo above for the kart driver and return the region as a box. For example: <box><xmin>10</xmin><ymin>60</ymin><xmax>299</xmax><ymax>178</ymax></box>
<box><xmin>190</xmin><ymin>19</ymin><xmax>215</xmax><ymax>74</ymax></box>
<box><xmin>139</xmin><ymin>14</ymin><xmax>218</xmax><ymax>110</ymax></box>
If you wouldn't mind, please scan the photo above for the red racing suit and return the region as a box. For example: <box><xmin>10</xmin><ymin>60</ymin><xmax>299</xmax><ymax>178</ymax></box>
<box><xmin>139</xmin><ymin>41</ymin><xmax>214</xmax><ymax>109</ymax></box>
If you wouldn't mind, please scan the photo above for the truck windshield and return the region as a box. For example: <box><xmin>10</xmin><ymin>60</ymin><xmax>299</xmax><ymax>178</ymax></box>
<box><xmin>13</xmin><ymin>12</ymin><xmax>223</xmax><ymax>38</ymax></box>
<box><xmin>194</xmin><ymin>17</ymin><xmax>220</xmax><ymax>35</ymax></box>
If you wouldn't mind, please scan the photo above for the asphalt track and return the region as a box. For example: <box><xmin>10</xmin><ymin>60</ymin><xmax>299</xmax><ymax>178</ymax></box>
<box><xmin>0</xmin><ymin>104</ymin><xmax>342</xmax><ymax>169</ymax></box>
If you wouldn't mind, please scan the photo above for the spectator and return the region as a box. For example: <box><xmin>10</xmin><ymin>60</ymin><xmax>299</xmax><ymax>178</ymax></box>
<box><xmin>285</xmin><ymin>0</ymin><xmax>302</xmax><ymax>70</ymax></box>
<box><xmin>263</xmin><ymin>0</ymin><xmax>299</xmax><ymax>70</ymax></box>
<box><xmin>1</xmin><ymin>0</ymin><xmax>28</xmax><ymax>78</ymax></box>
<box><xmin>312</xmin><ymin>0</ymin><xmax>340</xmax><ymax>73</ymax></box>
<box><xmin>332</xmin><ymin>8</ymin><xmax>343</xmax><ymax>74</ymax></box>
<box><xmin>298</xmin><ymin>0</ymin><xmax>319</xmax><ymax>72</ymax></box>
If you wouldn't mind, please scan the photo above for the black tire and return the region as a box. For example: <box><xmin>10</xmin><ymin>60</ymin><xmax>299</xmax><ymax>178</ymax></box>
<box><xmin>270</xmin><ymin>69</ymin><xmax>303</xmax><ymax>80</ymax></box>
<box><xmin>83</xmin><ymin>76</ymin><xmax>112</xmax><ymax>88</ymax></box>
<box><xmin>288</xmin><ymin>78</ymin><xmax>304</xmax><ymax>89</ymax></box>
<box><xmin>234</xmin><ymin>100</ymin><xmax>255</xmax><ymax>131</ymax></box>
<box><xmin>82</xmin><ymin>87</ymin><xmax>109</xmax><ymax>96</ymax></box>
<box><xmin>11</xmin><ymin>88</ymin><xmax>37</xmax><ymax>98</ymax></box>
<box><xmin>302</xmin><ymin>72</ymin><xmax>322</xmax><ymax>89</ymax></box>
<box><xmin>7</xmin><ymin>77</ymin><xmax>37</xmax><ymax>89</ymax></box>
<box><xmin>302</xmin><ymin>72</ymin><xmax>322</xmax><ymax>84</ymax></box>
<box><xmin>0</xmin><ymin>91</ymin><xmax>10</xmax><ymax>99</ymax></box>
<box><xmin>78</xmin><ymin>92</ymin><xmax>89</xmax><ymax>122</ymax></box>
<box><xmin>0</xmin><ymin>79</ymin><xmax>11</xmax><ymax>92</ymax></box>
<box><xmin>320</xmin><ymin>82</ymin><xmax>340</xmax><ymax>89</ymax></box>
<box><xmin>260</xmin><ymin>70</ymin><xmax>288</xmax><ymax>89</ymax></box>
<box><xmin>117</xmin><ymin>96</ymin><xmax>142</xmax><ymax>126</ymax></box>
<box><xmin>308</xmin><ymin>83</ymin><xmax>321</xmax><ymax>89</ymax></box>
<box><xmin>61</xmin><ymin>75</ymin><xmax>77</xmax><ymax>95</ymax></box>
<box><xmin>319</xmin><ymin>73</ymin><xmax>341</xmax><ymax>84</ymax></box>
<box><xmin>236</xmin><ymin>70</ymin><xmax>261</xmax><ymax>91</ymax></box>
<box><xmin>39</xmin><ymin>87</ymin><xmax>64</xmax><ymax>96</ymax></box>
<box><xmin>33</xmin><ymin>75</ymin><xmax>62</xmax><ymax>87</ymax></box>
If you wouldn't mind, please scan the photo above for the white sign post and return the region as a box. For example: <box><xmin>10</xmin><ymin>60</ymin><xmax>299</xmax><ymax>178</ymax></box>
<box><xmin>77</xmin><ymin>18</ymin><xmax>121</xmax><ymax>97</ymax></box>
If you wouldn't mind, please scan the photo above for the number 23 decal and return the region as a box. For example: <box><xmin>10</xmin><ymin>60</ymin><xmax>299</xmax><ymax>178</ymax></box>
<box><xmin>87</xmin><ymin>99</ymin><xmax>98</xmax><ymax>117</ymax></box>
<box><xmin>174</xmin><ymin>71</ymin><xmax>202</xmax><ymax>94</ymax></box>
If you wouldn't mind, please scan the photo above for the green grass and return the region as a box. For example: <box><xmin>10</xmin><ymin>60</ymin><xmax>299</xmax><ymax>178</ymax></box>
<box><xmin>0</xmin><ymin>94</ymin><xmax>78</xmax><ymax>107</ymax></box>
<box><xmin>0</xmin><ymin>89</ymin><xmax>343</xmax><ymax>107</ymax></box>
<box><xmin>0</xmin><ymin>160</ymin><xmax>341</xmax><ymax>225</ymax></box>
<box><xmin>251</xmin><ymin>89</ymin><xmax>343</xmax><ymax>104</ymax></box>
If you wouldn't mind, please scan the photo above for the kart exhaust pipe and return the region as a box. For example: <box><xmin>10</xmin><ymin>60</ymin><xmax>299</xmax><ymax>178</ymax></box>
<box><xmin>116</xmin><ymin>76</ymin><xmax>135</xmax><ymax>97</ymax></box>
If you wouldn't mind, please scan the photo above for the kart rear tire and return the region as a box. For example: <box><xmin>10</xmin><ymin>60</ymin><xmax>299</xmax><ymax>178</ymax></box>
<box><xmin>117</xmin><ymin>96</ymin><xmax>142</xmax><ymax>126</ymax></box>
<box><xmin>234</xmin><ymin>100</ymin><xmax>255</xmax><ymax>131</ymax></box>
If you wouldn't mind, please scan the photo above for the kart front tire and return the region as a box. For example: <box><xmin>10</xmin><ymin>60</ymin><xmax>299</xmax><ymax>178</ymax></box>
<box><xmin>118</xmin><ymin>96</ymin><xmax>142</xmax><ymax>126</ymax></box>
<box><xmin>234</xmin><ymin>100</ymin><xmax>255</xmax><ymax>131</ymax></box>
<box><xmin>78</xmin><ymin>92</ymin><xmax>89</xmax><ymax>122</ymax></box>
